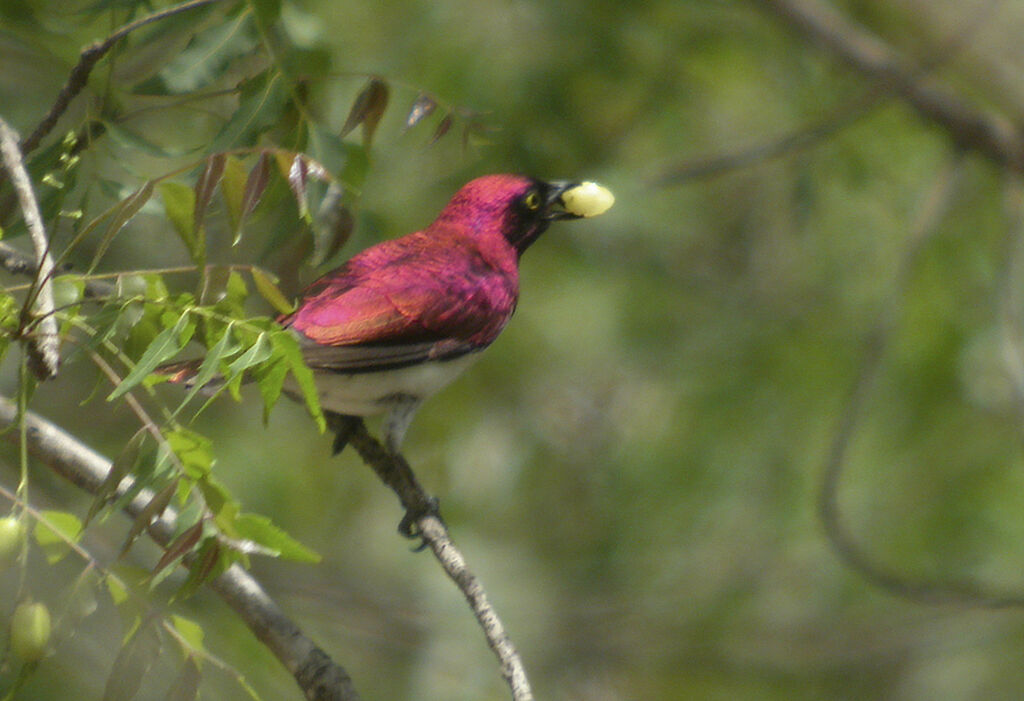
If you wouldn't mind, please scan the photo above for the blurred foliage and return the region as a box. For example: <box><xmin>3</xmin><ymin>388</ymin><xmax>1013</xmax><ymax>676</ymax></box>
<box><xmin>3</xmin><ymin>0</ymin><xmax>1024</xmax><ymax>699</ymax></box>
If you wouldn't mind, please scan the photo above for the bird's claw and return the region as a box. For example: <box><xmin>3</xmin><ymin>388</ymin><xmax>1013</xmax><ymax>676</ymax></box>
<box><xmin>398</xmin><ymin>496</ymin><xmax>442</xmax><ymax>552</ymax></box>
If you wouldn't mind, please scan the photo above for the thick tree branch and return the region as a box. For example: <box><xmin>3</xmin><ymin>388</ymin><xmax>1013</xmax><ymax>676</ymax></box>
<box><xmin>0</xmin><ymin>118</ymin><xmax>60</xmax><ymax>380</ymax></box>
<box><xmin>759</xmin><ymin>0</ymin><xmax>1024</xmax><ymax>170</ymax></box>
<box><xmin>342</xmin><ymin>418</ymin><xmax>534</xmax><ymax>701</ymax></box>
<box><xmin>0</xmin><ymin>396</ymin><xmax>361</xmax><ymax>701</ymax></box>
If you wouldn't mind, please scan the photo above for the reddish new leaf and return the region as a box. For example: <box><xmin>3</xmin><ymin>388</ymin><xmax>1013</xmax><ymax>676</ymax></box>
<box><xmin>341</xmin><ymin>78</ymin><xmax>389</xmax><ymax>145</ymax></box>
<box><xmin>193</xmin><ymin>153</ymin><xmax>226</xmax><ymax>235</ymax></box>
<box><xmin>430</xmin><ymin>113</ymin><xmax>453</xmax><ymax>144</ymax></box>
<box><xmin>119</xmin><ymin>480</ymin><xmax>177</xmax><ymax>559</ymax></box>
<box><xmin>152</xmin><ymin>521</ymin><xmax>205</xmax><ymax>579</ymax></box>
<box><xmin>239</xmin><ymin>153</ymin><xmax>271</xmax><ymax>226</ymax></box>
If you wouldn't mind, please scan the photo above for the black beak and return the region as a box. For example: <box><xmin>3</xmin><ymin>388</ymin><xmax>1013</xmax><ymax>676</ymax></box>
<box><xmin>543</xmin><ymin>180</ymin><xmax>582</xmax><ymax>221</ymax></box>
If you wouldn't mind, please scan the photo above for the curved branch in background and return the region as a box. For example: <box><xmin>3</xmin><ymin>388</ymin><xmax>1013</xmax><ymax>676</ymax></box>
<box><xmin>759</xmin><ymin>0</ymin><xmax>1024</xmax><ymax>171</ymax></box>
<box><xmin>0</xmin><ymin>118</ymin><xmax>60</xmax><ymax>380</ymax></box>
<box><xmin>342</xmin><ymin>418</ymin><xmax>535</xmax><ymax>701</ymax></box>
<box><xmin>820</xmin><ymin>152</ymin><xmax>1024</xmax><ymax>607</ymax></box>
<box><xmin>0</xmin><ymin>396</ymin><xmax>361</xmax><ymax>701</ymax></box>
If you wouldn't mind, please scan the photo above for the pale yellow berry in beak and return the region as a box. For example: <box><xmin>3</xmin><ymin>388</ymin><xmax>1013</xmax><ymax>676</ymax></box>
<box><xmin>561</xmin><ymin>181</ymin><xmax>615</xmax><ymax>218</ymax></box>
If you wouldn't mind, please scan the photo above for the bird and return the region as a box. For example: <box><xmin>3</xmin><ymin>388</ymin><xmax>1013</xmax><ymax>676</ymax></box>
<box><xmin>164</xmin><ymin>174</ymin><xmax>614</xmax><ymax>455</ymax></box>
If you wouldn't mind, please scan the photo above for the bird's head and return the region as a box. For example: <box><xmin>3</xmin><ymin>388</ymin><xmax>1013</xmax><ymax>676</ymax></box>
<box><xmin>431</xmin><ymin>174</ymin><xmax>614</xmax><ymax>254</ymax></box>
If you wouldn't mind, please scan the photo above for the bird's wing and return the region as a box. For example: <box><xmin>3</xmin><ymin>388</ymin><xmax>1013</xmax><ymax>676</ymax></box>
<box><xmin>280</xmin><ymin>238</ymin><xmax>516</xmax><ymax>373</ymax></box>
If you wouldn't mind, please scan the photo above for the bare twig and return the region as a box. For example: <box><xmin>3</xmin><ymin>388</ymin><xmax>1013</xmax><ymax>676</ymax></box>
<box><xmin>820</xmin><ymin>151</ymin><xmax>1024</xmax><ymax>607</ymax></box>
<box><xmin>651</xmin><ymin>88</ymin><xmax>881</xmax><ymax>186</ymax></box>
<box><xmin>0</xmin><ymin>118</ymin><xmax>60</xmax><ymax>380</ymax></box>
<box><xmin>759</xmin><ymin>0</ymin><xmax>1024</xmax><ymax>171</ymax></box>
<box><xmin>342</xmin><ymin>418</ymin><xmax>534</xmax><ymax>701</ymax></box>
<box><xmin>0</xmin><ymin>396</ymin><xmax>361</xmax><ymax>700</ymax></box>
<box><xmin>656</xmin><ymin>0</ymin><xmax>1005</xmax><ymax>187</ymax></box>
<box><xmin>19</xmin><ymin>0</ymin><xmax>225</xmax><ymax>156</ymax></box>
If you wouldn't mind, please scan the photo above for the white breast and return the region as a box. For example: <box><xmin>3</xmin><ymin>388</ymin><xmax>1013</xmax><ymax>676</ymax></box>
<box><xmin>285</xmin><ymin>354</ymin><xmax>480</xmax><ymax>416</ymax></box>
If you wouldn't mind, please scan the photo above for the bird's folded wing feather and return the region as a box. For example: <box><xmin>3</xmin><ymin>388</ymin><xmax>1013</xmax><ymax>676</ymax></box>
<box><xmin>281</xmin><ymin>242</ymin><xmax>516</xmax><ymax>373</ymax></box>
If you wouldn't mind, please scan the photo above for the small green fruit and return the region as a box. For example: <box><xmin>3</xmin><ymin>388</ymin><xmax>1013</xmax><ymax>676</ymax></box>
<box><xmin>0</xmin><ymin>517</ymin><xmax>24</xmax><ymax>567</ymax></box>
<box><xmin>10</xmin><ymin>601</ymin><xmax>51</xmax><ymax>661</ymax></box>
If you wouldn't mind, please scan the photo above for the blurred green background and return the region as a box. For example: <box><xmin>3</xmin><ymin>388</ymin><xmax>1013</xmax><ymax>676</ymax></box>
<box><xmin>5</xmin><ymin>0</ymin><xmax>1024</xmax><ymax>698</ymax></box>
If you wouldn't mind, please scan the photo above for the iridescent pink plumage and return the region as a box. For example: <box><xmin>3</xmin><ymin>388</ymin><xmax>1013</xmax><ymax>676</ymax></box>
<box><xmin>166</xmin><ymin>174</ymin><xmax>598</xmax><ymax>451</ymax></box>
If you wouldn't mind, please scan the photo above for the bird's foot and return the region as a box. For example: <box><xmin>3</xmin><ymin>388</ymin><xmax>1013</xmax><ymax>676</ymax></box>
<box><xmin>398</xmin><ymin>496</ymin><xmax>443</xmax><ymax>552</ymax></box>
<box><xmin>327</xmin><ymin>413</ymin><xmax>361</xmax><ymax>456</ymax></box>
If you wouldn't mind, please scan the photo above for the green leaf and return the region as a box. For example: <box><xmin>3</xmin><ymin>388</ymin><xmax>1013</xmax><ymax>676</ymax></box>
<box><xmin>160</xmin><ymin>182</ymin><xmax>197</xmax><ymax>260</ymax></box>
<box><xmin>105</xmin><ymin>575</ymin><xmax>129</xmax><ymax>607</ymax></box>
<box><xmin>103</xmin><ymin>617</ymin><xmax>161</xmax><ymax>701</ymax></box>
<box><xmin>34</xmin><ymin>510</ymin><xmax>83</xmax><ymax>564</ymax></box>
<box><xmin>253</xmin><ymin>356</ymin><xmax>287</xmax><ymax>423</ymax></box>
<box><xmin>250</xmin><ymin>267</ymin><xmax>294</xmax><ymax>314</ymax></box>
<box><xmin>197</xmin><ymin>475</ymin><xmax>238</xmax><ymax>526</ymax></box>
<box><xmin>211</xmin><ymin>69</ymin><xmax>289</xmax><ymax>151</ymax></box>
<box><xmin>170</xmin><ymin>615</ymin><xmax>205</xmax><ymax>654</ymax></box>
<box><xmin>165</xmin><ymin>427</ymin><xmax>214</xmax><ymax>480</ymax></box>
<box><xmin>227</xmin><ymin>332</ymin><xmax>272</xmax><ymax>376</ymax></box>
<box><xmin>89</xmin><ymin>181</ymin><xmax>155</xmax><ymax>272</ymax></box>
<box><xmin>109</xmin><ymin>312</ymin><xmax>195</xmax><ymax>400</ymax></box>
<box><xmin>234</xmin><ymin>513</ymin><xmax>321</xmax><ymax>563</ymax></box>
<box><xmin>220</xmin><ymin>155</ymin><xmax>247</xmax><ymax>236</ymax></box>
<box><xmin>163</xmin><ymin>658</ymin><xmax>201</xmax><ymax>701</ymax></box>
<box><xmin>177</xmin><ymin>323</ymin><xmax>239</xmax><ymax>410</ymax></box>
<box><xmin>119</xmin><ymin>480</ymin><xmax>177</xmax><ymax>559</ymax></box>
<box><xmin>87</xmin><ymin>428</ymin><xmax>148</xmax><ymax>525</ymax></box>
<box><xmin>250</xmin><ymin>0</ymin><xmax>282</xmax><ymax>26</ymax></box>
<box><xmin>271</xmin><ymin>330</ymin><xmax>324</xmax><ymax>431</ymax></box>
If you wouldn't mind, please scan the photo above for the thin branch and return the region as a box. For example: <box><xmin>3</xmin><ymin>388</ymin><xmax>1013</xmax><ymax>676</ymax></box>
<box><xmin>650</xmin><ymin>87</ymin><xmax>881</xmax><ymax>187</ymax></box>
<box><xmin>820</xmin><ymin>151</ymin><xmax>1024</xmax><ymax>607</ymax></box>
<box><xmin>655</xmin><ymin>0</ymin><xmax>1005</xmax><ymax>187</ymax></box>
<box><xmin>0</xmin><ymin>395</ymin><xmax>361</xmax><ymax>701</ymax></box>
<box><xmin>759</xmin><ymin>0</ymin><xmax>1024</xmax><ymax>171</ymax></box>
<box><xmin>0</xmin><ymin>118</ymin><xmax>60</xmax><ymax>380</ymax></box>
<box><xmin>342</xmin><ymin>418</ymin><xmax>534</xmax><ymax>701</ymax></box>
<box><xmin>19</xmin><ymin>0</ymin><xmax>226</xmax><ymax>156</ymax></box>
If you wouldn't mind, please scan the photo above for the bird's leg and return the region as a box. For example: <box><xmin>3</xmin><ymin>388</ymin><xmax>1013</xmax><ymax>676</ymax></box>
<box><xmin>326</xmin><ymin>412</ymin><xmax>361</xmax><ymax>455</ymax></box>
<box><xmin>381</xmin><ymin>395</ymin><xmax>422</xmax><ymax>454</ymax></box>
<box><xmin>341</xmin><ymin>412</ymin><xmax>443</xmax><ymax>550</ymax></box>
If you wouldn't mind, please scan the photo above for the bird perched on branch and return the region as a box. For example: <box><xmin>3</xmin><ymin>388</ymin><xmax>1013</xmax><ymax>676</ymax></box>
<box><xmin>165</xmin><ymin>174</ymin><xmax>614</xmax><ymax>454</ymax></box>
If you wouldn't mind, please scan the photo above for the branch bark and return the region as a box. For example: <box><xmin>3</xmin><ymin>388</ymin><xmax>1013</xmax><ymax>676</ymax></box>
<box><xmin>18</xmin><ymin>0</ymin><xmax>225</xmax><ymax>157</ymax></box>
<box><xmin>0</xmin><ymin>396</ymin><xmax>361</xmax><ymax>701</ymax></box>
<box><xmin>0</xmin><ymin>117</ymin><xmax>60</xmax><ymax>380</ymax></box>
<box><xmin>759</xmin><ymin>0</ymin><xmax>1024</xmax><ymax>170</ymax></box>
<box><xmin>342</xmin><ymin>418</ymin><xmax>535</xmax><ymax>701</ymax></box>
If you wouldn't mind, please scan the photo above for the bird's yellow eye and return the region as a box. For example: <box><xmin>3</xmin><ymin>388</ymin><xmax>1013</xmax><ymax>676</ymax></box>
<box><xmin>523</xmin><ymin>190</ymin><xmax>541</xmax><ymax>210</ymax></box>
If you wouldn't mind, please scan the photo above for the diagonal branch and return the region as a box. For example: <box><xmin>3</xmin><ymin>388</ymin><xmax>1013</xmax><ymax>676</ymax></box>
<box><xmin>0</xmin><ymin>396</ymin><xmax>361</xmax><ymax>701</ymax></box>
<box><xmin>0</xmin><ymin>117</ymin><xmax>60</xmax><ymax>380</ymax></box>
<box><xmin>19</xmin><ymin>0</ymin><xmax>225</xmax><ymax>157</ymax></box>
<box><xmin>342</xmin><ymin>418</ymin><xmax>534</xmax><ymax>701</ymax></box>
<box><xmin>759</xmin><ymin>0</ymin><xmax>1024</xmax><ymax>171</ymax></box>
